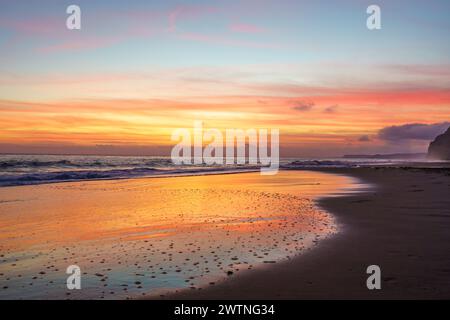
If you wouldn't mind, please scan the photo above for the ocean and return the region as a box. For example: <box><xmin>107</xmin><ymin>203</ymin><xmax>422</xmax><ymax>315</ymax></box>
<box><xmin>0</xmin><ymin>154</ymin><xmax>441</xmax><ymax>187</ymax></box>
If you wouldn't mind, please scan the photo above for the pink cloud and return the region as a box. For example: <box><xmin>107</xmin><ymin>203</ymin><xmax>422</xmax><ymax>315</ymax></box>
<box><xmin>1</xmin><ymin>12</ymin><xmax>160</xmax><ymax>54</ymax></box>
<box><xmin>1</xmin><ymin>4</ymin><xmax>275</xmax><ymax>54</ymax></box>
<box><xmin>386</xmin><ymin>64</ymin><xmax>450</xmax><ymax>77</ymax></box>
<box><xmin>0</xmin><ymin>17</ymin><xmax>62</xmax><ymax>36</ymax></box>
<box><xmin>230</xmin><ymin>23</ymin><xmax>266</xmax><ymax>34</ymax></box>
<box><xmin>36</xmin><ymin>35</ymin><xmax>126</xmax><ymax>54</ymax></box>
<box><xmin>167</xmin><ymin>5</ymin><xmax>218</xmax><ymax>32</ymax></box>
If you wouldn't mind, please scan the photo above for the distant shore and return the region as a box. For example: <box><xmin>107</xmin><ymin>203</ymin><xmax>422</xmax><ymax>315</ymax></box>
<box><xmin>166</xmin><ymin>167</ymin><xmax>450</xmax><ymax>299</ymax></box>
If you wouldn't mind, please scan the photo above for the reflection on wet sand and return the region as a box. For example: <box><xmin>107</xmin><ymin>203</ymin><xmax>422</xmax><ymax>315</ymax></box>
<box><xmin>0</xmin><ymin>171</ymin><xmax>360</xmax><ymax>299</ymax></box>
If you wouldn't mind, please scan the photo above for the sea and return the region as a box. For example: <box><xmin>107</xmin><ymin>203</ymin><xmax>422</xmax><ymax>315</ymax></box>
<box><xmin>0</xmin><ymin>154</ymin><xmax>446</xmax><ymax>187</ymax></box>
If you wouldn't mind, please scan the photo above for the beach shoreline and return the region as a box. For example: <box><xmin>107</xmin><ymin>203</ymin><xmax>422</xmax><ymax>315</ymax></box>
<box><xmin>2</xmin><ymin>167</ymin><xmax>450</xmax><ymax>299</ymax></box>
<box><xmin>165</xmin><ymin>167</ymin><xmax>450</xmax><ymax>299</ymax></box>
<box><xmin>0</xmin><ymin>170</ymin><xmax>353</xmax><ymax>300</ymax></box>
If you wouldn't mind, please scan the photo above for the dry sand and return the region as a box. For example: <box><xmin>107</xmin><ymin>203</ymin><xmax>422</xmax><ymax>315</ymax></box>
<box><xmin>168</xmin><ymin>167</ymin><xmax>450</xmax><ymax>299</ymax></box>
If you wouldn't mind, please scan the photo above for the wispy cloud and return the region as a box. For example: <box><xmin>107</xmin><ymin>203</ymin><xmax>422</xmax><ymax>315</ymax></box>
<box><xmin>324</xmin><ymin>105</ymin><xmax>338</xmax><ymax>113</ymax></box>
<box><xmin>230</xmin><ymin>23</ymin><xmax>266</xmax><ymax>34</ymax></box>
<box><xmin>0</xmin><ymin>17</ymin><xmax>62</xmax><ymax>36</ymax></box>
<box><xmin>1</xmin><ymin>4</ymin><xmax>221</xmax><ymax>54</ymax></box>
<box><xmin>292</xmin><ymin>100</ymin><xmax>314</xmax><ymax>112</ymax></box>
<box><xmin>386</xmin><ymin>64</ymin><xmax>450</xmax><ymax>77</ymax></box>
<box><xmin>37</xmin><ymin>35</ymin><xmax>127</xmax><ymax>54</ymax></box>
<box><xmin>167</xmin><ymin>5</ymin><xmax>218</xmax><ymax>32</ymax></box>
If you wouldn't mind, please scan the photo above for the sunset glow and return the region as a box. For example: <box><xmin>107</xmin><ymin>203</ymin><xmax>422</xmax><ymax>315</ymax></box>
<box><xmin>1</xmin><ymin>0</ymin><xmax>449</xmax><ymax>156</ymax></box>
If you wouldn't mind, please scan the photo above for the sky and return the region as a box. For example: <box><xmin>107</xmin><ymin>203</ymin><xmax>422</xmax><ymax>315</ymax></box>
<box><xmin>0</xmin><ymin>0</ymin><xmax>450</xmax><ymax>157</ymax></box>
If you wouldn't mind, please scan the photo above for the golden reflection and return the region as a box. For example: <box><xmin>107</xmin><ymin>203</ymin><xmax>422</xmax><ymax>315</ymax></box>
<box><xmin>0</xmin><ymin>170</ymin><xmax>357</xmax><ymax>299</ymax></box>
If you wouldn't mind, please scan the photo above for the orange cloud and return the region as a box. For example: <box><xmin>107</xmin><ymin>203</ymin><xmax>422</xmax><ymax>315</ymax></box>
<box><xmin>1</xmin><ymin>86</ymin><xmax>449</xmax><ymax>157</ymax></box>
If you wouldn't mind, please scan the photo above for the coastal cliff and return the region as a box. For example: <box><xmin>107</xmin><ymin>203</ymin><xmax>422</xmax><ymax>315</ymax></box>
<box><xmin>428</xmin><ymin>127</ymin><xmax>450</xmax><ymax>160</ymax></box>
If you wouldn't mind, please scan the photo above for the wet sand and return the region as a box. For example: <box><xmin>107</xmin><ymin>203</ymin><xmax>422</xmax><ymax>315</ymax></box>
<box><xmin>169</xmin><ymin>167</ymin><xmax>450</xmax><ymax>299</ymax></box>
<box><xmin>0</xmin><ymin>171</ymin><xmax>360</xmax><ymax>299</ymax></box>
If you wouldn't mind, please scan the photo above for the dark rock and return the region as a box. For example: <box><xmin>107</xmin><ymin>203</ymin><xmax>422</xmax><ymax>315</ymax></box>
<box><xmin>428</xmin><ymin>127</ymin><xmax>450</xmax><ymax>160</ymax></box>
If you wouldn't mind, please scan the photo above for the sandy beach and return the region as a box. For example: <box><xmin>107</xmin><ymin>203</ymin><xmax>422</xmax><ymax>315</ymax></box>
<box><xmin>169</xmin><ymin>167</ymin><xmax>450</xmax><ymax>299</ymax></box>
<box><xmin>2</xmin><ymin>167</ymin><xmax>450</xmax><ymax>300</ymax></box>
<box><xmin>0</xmin><ymin>170</ymin><xmax>359</xmax><ymax>299</ymax></box>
